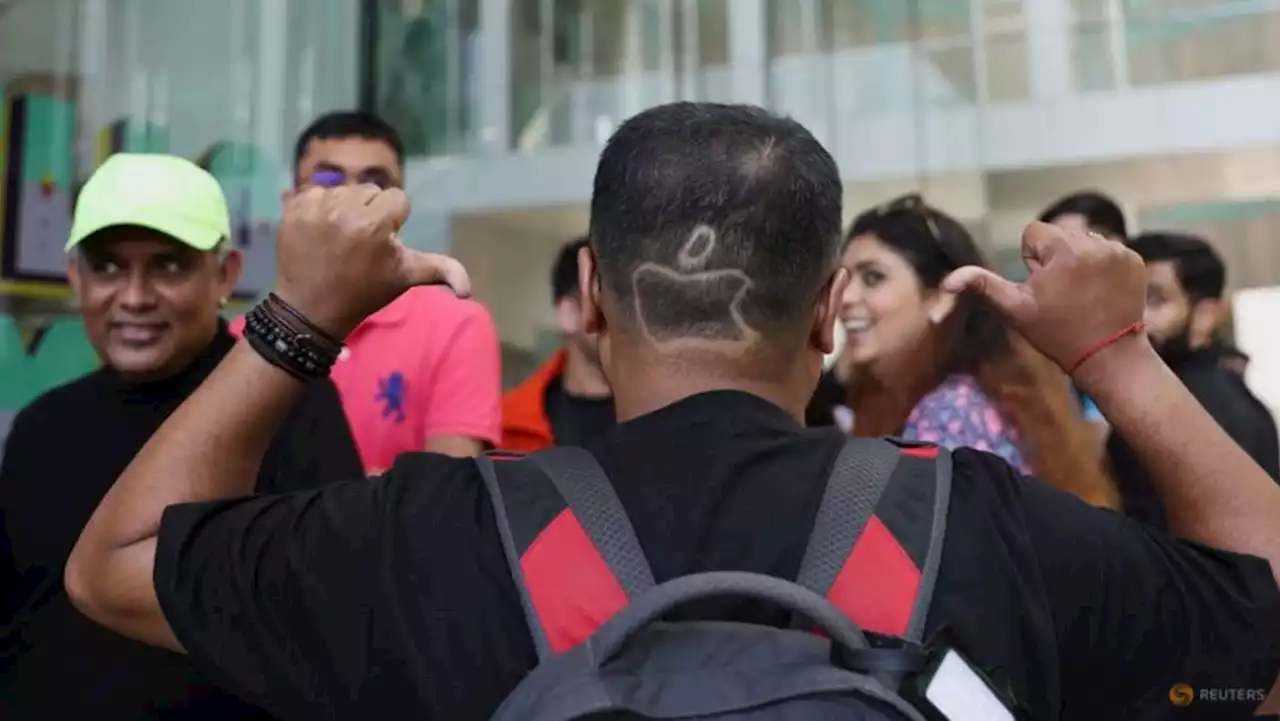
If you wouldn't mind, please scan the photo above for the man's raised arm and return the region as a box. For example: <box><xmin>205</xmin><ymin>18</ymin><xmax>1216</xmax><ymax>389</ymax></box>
<box><xmin>64</xmin><ymin>183</ymin><xmax>471</xmax><ymax>647</ymax></box>
<box><xmin>944</xmin><ymin>221</ymin><xmax>1280</xmax><ymax>585</ymax></box>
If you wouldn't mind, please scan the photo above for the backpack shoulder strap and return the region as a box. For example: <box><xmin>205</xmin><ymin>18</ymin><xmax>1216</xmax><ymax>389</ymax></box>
<box><xmin>795</xmin><ymin>438</ymin><xmax>953</xmax><ymax>644</ymax></box>
<box><xmin>476</xmin><ymin>447</ymin><xmax>656</xmax><ymax>662</ymax></box>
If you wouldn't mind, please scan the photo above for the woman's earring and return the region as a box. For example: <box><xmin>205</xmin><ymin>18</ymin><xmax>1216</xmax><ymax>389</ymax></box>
<box><xmin>219</xmin><ymin>296</ymin><xmax>229</xmax><ymax>308</ymax></box>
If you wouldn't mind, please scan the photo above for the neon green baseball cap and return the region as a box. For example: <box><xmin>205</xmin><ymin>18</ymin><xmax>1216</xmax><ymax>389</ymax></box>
<box><xmin>66</xmin><ymin>153</ymin><xmax>231</xmax><ymax>251</ymax></box>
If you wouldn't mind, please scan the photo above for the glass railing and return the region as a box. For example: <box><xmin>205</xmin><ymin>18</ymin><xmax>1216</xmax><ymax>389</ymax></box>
<box><xmin>378</xmin><ymin>0</ymin><xmax>1280</xmax><ymax>157</ymax></box>
<box><xmin>508</xmin><ymin>0</ymin><xmax>728</xmax><ymax>152</ymax></box>
<box><xmin>1070</xmin><ymin>0</ymin><xmax>1280</xmax><ymax>91</ymax></box>
<box><xmin>370</xmin><ymin>0</ymin><xmax>481</xmax><ymax>158</ymax></box>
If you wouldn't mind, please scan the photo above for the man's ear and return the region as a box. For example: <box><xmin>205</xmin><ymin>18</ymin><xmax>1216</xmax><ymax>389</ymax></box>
<box><xmin>66</xmin><ymin>254</ymin><xmax>82</xmax><ymax>304</ymax></box>
<box><xmin>812</xmin><ymin>268</ymin><xmax>849</xmax><ymax>355</ymax></box>
<box><xmin>1188</xmin><ymin>297</ymin><xmax>1223</xmax><ymax>349</ymax></box>
<box><xmin>216</xmin><ymin>248</ymin><xmax>244</xmax><ymax>300</ymax></box>
<box><xmin>925</xmin><ymin>289</ymin><xmax>959</xmax><ymax>325</ymax></box>
<box><xmin>554</xmin><ymin>296</ymin><xmax>582</xmax><ymax>335</ymax></box>
<box><xmin>577</xmin><ymin>245</ymin><xmax>605</xmax><ymax>335</ymax></box>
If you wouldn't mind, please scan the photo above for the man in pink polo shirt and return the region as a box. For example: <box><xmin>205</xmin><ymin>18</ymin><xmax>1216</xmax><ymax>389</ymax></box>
<box><xmin>234</xmin><ymin>112</ymin><xmax>501</xmax><ymax>471</ymax></box>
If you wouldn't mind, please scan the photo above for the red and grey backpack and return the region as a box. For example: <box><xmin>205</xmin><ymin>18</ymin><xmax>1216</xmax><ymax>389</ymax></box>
<box><xmin>475</xmin><ymin>437</ymin><xmax>952</xmax><ymax>721</ymax></box>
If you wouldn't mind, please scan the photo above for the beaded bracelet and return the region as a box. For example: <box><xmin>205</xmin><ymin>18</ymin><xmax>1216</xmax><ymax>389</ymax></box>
<box><xmin>243</xmin><ymin>299</ymin><xmax>343</xmax><ymax>381</ymax></box>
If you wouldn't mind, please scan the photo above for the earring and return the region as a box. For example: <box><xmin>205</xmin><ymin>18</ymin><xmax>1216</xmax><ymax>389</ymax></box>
<box><xmin>219</xmin><ymin>296</ymin><xmax>229</xmax><ymax>308</ymax></box>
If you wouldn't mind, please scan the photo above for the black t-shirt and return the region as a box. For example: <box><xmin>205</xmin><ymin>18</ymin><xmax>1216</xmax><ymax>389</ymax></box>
<box><xmin>0</xmin><ymin>330</ymin><xmax>363</xmax><ymax>720</ymax></box>
<box><xmin>543</xmin><ymin>379</ymin><xmax>615</xmax><ymax>447</ymax></box>
<box><xmin>1109</xmin><ymin>348</ymin><xmax>1280</xmax><ymax>530</ymax></box>
<box><xmin>153</xmin><ymin>391</ymin><xmax>1280</xmax><ymax>721</ymax></box>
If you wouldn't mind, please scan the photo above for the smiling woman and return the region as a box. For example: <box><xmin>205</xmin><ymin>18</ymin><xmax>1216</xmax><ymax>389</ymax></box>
<box><xmin>836</xmin><ymin>194</ymin><xmax>1119</xmax><ymax>509</ymax></box>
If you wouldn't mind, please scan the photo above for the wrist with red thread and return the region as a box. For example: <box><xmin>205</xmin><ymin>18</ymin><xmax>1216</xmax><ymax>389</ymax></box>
<box><xmin>1066</xmin><ymin>320</ymin><xmax>1145</xmax><ymax>376</ymax></box>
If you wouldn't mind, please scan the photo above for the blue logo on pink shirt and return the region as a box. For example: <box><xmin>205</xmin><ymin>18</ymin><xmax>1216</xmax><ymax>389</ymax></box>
<box><xmin>377</xmin><ymin>372</ymin><xmax>407</xmax><ymax>423</ymax></box>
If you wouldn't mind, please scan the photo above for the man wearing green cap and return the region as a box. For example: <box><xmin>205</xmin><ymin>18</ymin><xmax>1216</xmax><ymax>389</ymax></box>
<box><xmin>0</xmin><ymin>153</ymin><xmax>362</xmax><ymax>720</ymax></box>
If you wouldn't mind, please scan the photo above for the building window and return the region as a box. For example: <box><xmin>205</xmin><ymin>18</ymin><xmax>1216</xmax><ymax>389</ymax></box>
<box><xmin>768</xmin><ymin>0</ymin><xmax>1027</xmax><ymax>112</ymax></box>
<box><xmin>509</xmin><ymin>0</ymin><xmax>724</xmax><ymax>152</ymax></box>
<box><xmin>369</xmin><ymin>0</ymin><xmax>480</xmax><ymax>158</ymax></box>
<box><xmin>1071</xmin><ymin>0</ymin><xmax>1280</xmax><ymax>90</ymax></box>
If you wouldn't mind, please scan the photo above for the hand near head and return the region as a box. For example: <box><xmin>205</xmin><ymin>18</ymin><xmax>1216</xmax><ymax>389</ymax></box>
<box><xmin>272</xmin><ymin>185</ymin><xmax>471</xmax><ymax>337</ymax></box>
<box><xmin>941</xmin><ymin>221</ymin><xmax>1147</xmax><ymax>375</ymax></box>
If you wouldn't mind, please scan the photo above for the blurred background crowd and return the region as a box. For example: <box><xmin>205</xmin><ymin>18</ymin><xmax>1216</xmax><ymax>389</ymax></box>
<box><xmin>3</xmin><ymin>0</ymin><xmax>1280</xmax><ymax>454</ymax></box>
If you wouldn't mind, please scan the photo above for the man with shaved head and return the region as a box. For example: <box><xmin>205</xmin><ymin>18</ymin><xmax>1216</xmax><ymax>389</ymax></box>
<box><xmin>67</xmin><ymin>103</ymin><xmax>1280</xmax><ymax>720</ymax></box>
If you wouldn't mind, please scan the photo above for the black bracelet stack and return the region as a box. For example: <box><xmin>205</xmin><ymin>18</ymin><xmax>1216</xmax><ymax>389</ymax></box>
<box><xmin>243</xmin><ymin>294</ymin><xmax>345</xmax><ymax>381</ymax></box>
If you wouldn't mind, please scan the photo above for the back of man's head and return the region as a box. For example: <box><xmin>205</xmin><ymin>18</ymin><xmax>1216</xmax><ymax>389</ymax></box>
<box><xmin>1039</xmin><ymin>191</ymin><xmax>1128</xmax><ymax>241</ymax></box>
<box><xmin>588</xmin><ymin>102</ymin><xmax>843</xmax><ymax>368</ymax></box>
<box><xmin>1129</xmin><ymin>231</ymin><xmax>1226</xmax><ymax>302</ymax></box>
<box><xmin>552</xmin><ymin>237</ymin><xmax>589</xmax><ymax>302</ymax></box>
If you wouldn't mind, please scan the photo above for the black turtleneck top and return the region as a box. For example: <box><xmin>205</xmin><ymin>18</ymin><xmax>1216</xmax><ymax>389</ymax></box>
<box><xmin>0</xmin><ymin>327</ymin><xmax>362</xmax><ymax>720</ymax></box>
<box><xmin>1107</xmin><ymin>346</ymin><xmax>1280</xmax><ymax>530</ymax></box>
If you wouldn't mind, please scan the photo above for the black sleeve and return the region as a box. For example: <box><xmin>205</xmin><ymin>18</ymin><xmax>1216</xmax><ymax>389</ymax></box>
<box><xmin>266</xmin><ymin>379</ymin><xmax>364</xmax><ymax>491</ymax></box>
<box><xmin>153</xmin><ymin>452</ymin><xmax>536</xmax><ymax>720</ymax></box>
<box><xmin>1261</xmin><ymin>416</ymin><xmax>1280</xmax><ymax>481</ymax></box>
<box><xmin>1254</xmin><ymin>409</ymin><xmax>1280</xmax><ymax>481</ymax></box>
<box><xmin>1185</xmin><ymin>372</ymin><xmax>1279</xmax><ymax>481</ymax></box>
<box><xmin>0</xmin><ymin>411</ymin><xmax>29</xmax><ymax>633</ymax></box>
<box><xmin>1003</xmin><ymin>454</ymin><xmax>1280</xmax><ymax>719</ymax></box>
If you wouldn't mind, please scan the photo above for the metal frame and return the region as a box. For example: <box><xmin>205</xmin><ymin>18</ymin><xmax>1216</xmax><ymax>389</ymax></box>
<box><xmin>358</xmin><ymin>0</ymin><xmax>380</xmax><ymax>112</ymax></box>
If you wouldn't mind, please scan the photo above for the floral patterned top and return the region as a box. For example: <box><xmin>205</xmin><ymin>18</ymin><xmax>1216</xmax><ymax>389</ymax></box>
<box><xmin>902</xmin><ymin>374</ymin><xmax>1029</xmax><ymax>473</ymax></box>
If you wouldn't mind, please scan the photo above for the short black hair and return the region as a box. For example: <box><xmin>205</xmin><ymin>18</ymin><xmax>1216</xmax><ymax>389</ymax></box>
<box><xmin>552</xmin><ymin>236</ymin><xmax>589</xmax><ymax>301</ymax></box>
<box><xmin>1129</xmin><ymin>231</ymin><xmax>1226</xmax><ymax>302</ymax></box>
<box><xmin>1039</xmin><ymin>191</ymin><xmax>1128</xmax><ymax>240</ymax></box>
<box><xmin>293</xmin><ymin>111</ymin><xmax>405</xmax><ymax>171</ymax></box>
<box><xmin>589</xmin><ymin>102</ymin><xmax>843</xmax><ymax>356</ymax></box>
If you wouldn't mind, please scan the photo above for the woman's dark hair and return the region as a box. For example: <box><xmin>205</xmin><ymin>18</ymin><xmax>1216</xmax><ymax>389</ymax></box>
<box><xmin>844</xmin><ymin>196</ymin><xmax>1116</xmax><ymax>507</ymax></box>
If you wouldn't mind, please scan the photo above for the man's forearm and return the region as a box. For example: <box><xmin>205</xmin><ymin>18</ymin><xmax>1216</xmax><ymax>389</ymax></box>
<box><xmin>72</xmin><ymin>342</ymin><xmax>304</xmax><ymax>562</ymax></box>
<box><xmin>1079</xmin><ymin>337</ymin><xmax>1280</xmax><ymax>577</ymax></box>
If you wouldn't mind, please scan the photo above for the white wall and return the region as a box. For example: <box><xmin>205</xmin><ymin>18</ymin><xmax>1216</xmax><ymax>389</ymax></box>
<box><xmin>1234</xmin><ymin>287</ymin><xmax>1280</xmax><ymax>419</ymax></box>
<box><xmin>452</xmin><ymin>210</ymin><xmax>586</xmax><ymax>349</ymax></box>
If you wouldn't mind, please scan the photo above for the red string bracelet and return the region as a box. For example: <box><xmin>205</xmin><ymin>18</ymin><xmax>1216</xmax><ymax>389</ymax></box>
<box><xmin>1066</xmin><ymin>320</ymin><xmax>1145</xmax><ymax>375</ymax></box>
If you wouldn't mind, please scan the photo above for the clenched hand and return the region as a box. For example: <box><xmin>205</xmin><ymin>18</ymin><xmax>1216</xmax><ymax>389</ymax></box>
<box><xmin>273</xmin><ymin>184</ymin><xmax>471</xmax><ymax>337</ymax></box>
<box><xmin>941</xmin><ymin>220</ymin><xmax>1147</xmax><ymax>375</ymax></box>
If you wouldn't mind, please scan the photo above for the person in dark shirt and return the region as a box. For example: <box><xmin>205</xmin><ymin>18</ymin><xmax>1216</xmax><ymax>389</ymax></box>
<box><xmin>501</xmin><ymin>237</ymin><xmax>614</xmax><ymax>450</ymax></box>
<box><xmin>1108</xmin><ymin>232</ymin><xmax>1280</xmax><ymax>529</ymax></box>
<box><xmin>1215</xmin><ymin>341</ymin><xmax>1252</xmax><ymax>377</ymax></box>
<box><xmin>63</xmin><ymin>105</ymin><xmax>1280</xmax><ymax>721</ymax></box>
<box><xmin>0</xmin><ymin>154</ymin><xmax>363</xmax><ymax>720</ymax></box>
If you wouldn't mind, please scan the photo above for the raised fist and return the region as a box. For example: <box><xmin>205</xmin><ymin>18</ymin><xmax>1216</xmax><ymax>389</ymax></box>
<box><xmin>273</xmin><ymin>184</ymin><xmax>470</xmax><ymax>337</ymax></box>
<box><xmin>941</xmin><ymin>221</ymin><xmax>1147</xmax><ymax>374</ymax></box>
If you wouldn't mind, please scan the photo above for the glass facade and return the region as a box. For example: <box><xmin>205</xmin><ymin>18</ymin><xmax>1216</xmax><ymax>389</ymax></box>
<box><xmin>0</xmin><ymin>0</ymin><xmax>358</xmax><ymax>297</ymax></box>
<box><xmin>506</xmin><ymin>0</ymin><xmax>729</xmax><ymax>152</ymax></box>
<box><xmin>0</xmin><ymin>0</ymin><xmax>359</xmax><ymax>426</ymax></box>
<box><xmin>1070</xmin><ymin>0</ymin><xmax>1280</xmax><ymax>90</ymax></box>
<box><xmin>8</xmin><ymin>0</ymin><xmax>1280</xmax><ymax>423</ymax></box>
<box><xmin>368</xmin><ymin>0</ymin><xmax>481</xmax><ymax>157</ymax></box>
